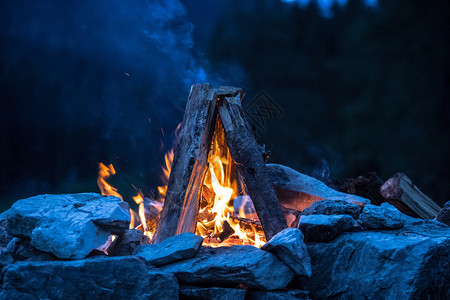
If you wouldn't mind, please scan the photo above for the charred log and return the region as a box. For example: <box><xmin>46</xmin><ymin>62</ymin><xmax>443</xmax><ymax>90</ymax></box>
<box><xmin>153</xmin><ymin>84</ymin><xmax>217</xmax><ymax>243</ymax></box>
<box><xmin>218</xmin><ymin>95</ymin><xmax>288</xmax><ymax>240</ymax></box>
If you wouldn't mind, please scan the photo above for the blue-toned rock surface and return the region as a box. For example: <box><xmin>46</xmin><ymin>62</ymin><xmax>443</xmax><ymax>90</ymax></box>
<box><xmin>5</xmin><ymin>193</ymin><xmax>130</xmax><ymax>259</ymax></box>
<box><xmin>299</xmin><ymin>214</ymin><xmax>354</xmax><ymax>242</ymax></box>
<box><xmin>0</xmin><ymin>256</ymin><xmax>178</xmax><ymax>299</ymax></box>
<box><xmin>179</xmin><ymin>285</ymin><xmax>246</xmax><ymax>300</ymax></box>
<box><xmin>160</xmin><ymin>245</ymin><xmax>294</xmax><ymax>290</ymax></box>
<box><xmin>134</xmin><ymin>232</ymin><xmax>203</xmax><ymax>267</ymax></box>
<box><xmin>110</xmin><ymin>229</ymin><xmax>149</xmax><ymax>256</ymax></box>
<box><xmin>246</xmin><ymin>289</ymin><xmax>310</xmax><ymax>300</ymax></box>
<box><xmin>357</xmin><ymin>202</ymin><xmax>406</xmax><ymax>229</ymax></box>
<box><xmin>436</xmin><ymin>201</ymin><xmax>450</xmax><ymax>226</ymax></box>
<box><xmin>261</xmin><ymin>228</ymin><xmax>311</xmax><ymax>277</ymax></box>
<box><xmin>298</xmin><ymin>220</ymin><xmax>450</xmax><ymax>299</ymax></box>
<box><xmin>301</xmin><ymin>199</ymin><xmax>362</xmax><ymax>219</ymax></box>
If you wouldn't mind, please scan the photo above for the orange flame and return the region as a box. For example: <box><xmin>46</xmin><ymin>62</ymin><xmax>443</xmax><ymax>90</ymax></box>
<box><xmin>97</xmin><ymin>163</ymin><xmax>122</xmax><ymax>200</ymax></box>
<box><xmin>196</xmin><ymin>123</ymin><xmax>266</xmax><ymax>248</ymax></box>
<box><xmin>157</xmin><ymin>149</ymin><xmax>174</xmax><ymax>202</ymax></box>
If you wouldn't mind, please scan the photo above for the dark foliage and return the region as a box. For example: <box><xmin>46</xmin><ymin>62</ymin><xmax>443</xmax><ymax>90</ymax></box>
<box><xmin>0</xmin><ymin>0</ymin><xmax>448</xmax><ymax>210</ymax></box>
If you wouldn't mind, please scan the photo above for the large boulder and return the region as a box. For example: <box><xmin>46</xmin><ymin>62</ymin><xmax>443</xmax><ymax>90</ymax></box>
<box><xmin>0</xmin><ymin>256</ymin><xmax>178</xmax><ymax>299</ymax></box>
<box><xmin>160</xmin><ymin>245</ymin><xmax>294</xmax><ymax>290</ymax></box>
<box><xmin>357</xmin><ymin>202</ymin><xmax>406</xmax><ymax>229</ymax></box>
<box><xmin>266</xmin><ymin>164</ymin><xmax>370</xmax><ymax>210</ymax></box>
<box><xmin>5</xmin><ymin>193</ymin><xmax>130</xmax><ymax>259</ymax></box>
<box><xmin>298</xmin><ymin>220</ymin><xmax>450</xmax><ymax>299</ymax></box>
<box><xmin>261</xmin><ymin>228</ymin><xmax>311</xmax><ymax>277</ymax></box>
<box><xmin>301</xmin><ymin>199</ymin><xmax>362</xmax><ymax>219</ymax></box>
<box><xmin>299</xmin><ymin>214</ymin><xmax>354</xmax><ymax>242</ymax></box>
<box><xmin>135</xmin><ymin>232</ymin><xmax>203</xmax><ymax>267</ymax></box>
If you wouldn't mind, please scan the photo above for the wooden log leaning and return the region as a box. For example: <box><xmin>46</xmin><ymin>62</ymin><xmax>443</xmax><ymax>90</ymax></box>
<box><xmin>152</xmin><ymin>84</ymin><xmax>217</xmax><ymax>243</ymax></box>
<box><xmin>218</xmin><ymin>95</ymin><xmax>288</xmax><ymax>240</ymax></box>
<box><xmin>380</xmin><ymin>172</ymin><xmax>441</xmax><ymax>219</ymax></box>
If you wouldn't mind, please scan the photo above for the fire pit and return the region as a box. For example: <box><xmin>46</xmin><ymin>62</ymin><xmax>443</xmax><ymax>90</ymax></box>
<box><xmin>0</xmin><ymin>85</ymin><xmax>449</xmax><ymax>299</ymax></box>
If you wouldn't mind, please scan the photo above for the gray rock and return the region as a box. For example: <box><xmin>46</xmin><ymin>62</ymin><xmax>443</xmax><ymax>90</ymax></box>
<box><xmin>6</xmin><ymin>237</ymin><xmax>56</xmax><ymax>262</ymax></box>
<box><xmin>261</xmin><ymin>228</ymin><xmax>311</xmax><ymax>277</ymax></box>
<box><xmin>0</xmin><ymin>219</ymin><xmax>13</xmax><ymax>249</ymax></box>
<box><xmin>143</xmin><ymin>197</ymin><xmax>163</xmax><ymax>220</ymax></box>
<box><xmin>266</xmin><ymin>164</ymin><xmax>370</xmax><ymax>207</ymax></box>
<box><xmin>179</xmin><ymin>285</ymin><xmax>246</xmax><ymax>300</ymax></box>
<box><xmin>161</xmin><ymin>245</ymin><xmax>294</xmax><ymax>290</ymax></box>
<box><xmin>436</xmin><ymin>201</ymin><xmax>450</xmax><ymax>226</ymax></box>
<box><xmin>5</xmin><ymin>193</ymin><xmax>130</xmax><ymax>259</ymax></box>
<box><xmin>298</xmin><ymin>220</ymin><xmax>450</xmax><ymax>299</ymax></box>
<box><xmin>0</xmin><ymin>256</ymin><xmax>179</xmax><ymax>299</ymax></box>
<box><xmin>246</xmin><ymin>289</ymin><xmax>310</xmax><ymax>300</ymax></box>
<box><xmin>299</xmin><ymin>214</ymin><xmax>354</xmax><ymax>242</ymax></box>
<box><xmin>135</xmin><ymin>232</ymin><xmax>203</xmax><ymax>267</ymax></box>
<box><xmin>358</xmin><ymin>202</ymin><xmax>406</xmax><ymax>229</ymax></box>
<box><xmin>109</xmin><ymin>229</ymin><xmax>150</xmax><ymax>256</ymax></box>
<box><xmin>301</xmin><ymin>199</ymin><xmax>362</xmax><ymax>219</ymax></box>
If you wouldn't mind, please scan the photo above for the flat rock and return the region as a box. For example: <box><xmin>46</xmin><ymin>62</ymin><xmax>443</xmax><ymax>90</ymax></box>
<box><xmin>134</xmin><ymin>232</ymin><xmax>203</xmax><ymax>267</ymax></box>
<box><xmin>266</xmin><ymin>164</ymin><xmax>370</xmax><ymax>209</ymax></box>
<box><xmin>301</xmin><ymin>199</ymin><xmax>362</xmax><ymax>219</ymax></box>
<box><xmin>261</xmin><ymin>228</ymin><xmax>311</xmax><ymax>277</ymax></box>
<box><xmin>358</xmin><ymin>202</ymin><xmax>406</xmax><ymax>229</ymax></box>
<box><xmin>0</xmin><ymin>256</ymin><xmax>178</xmax><ymax>299</ymax></box>
<box><xmin>161</xmin><ymin>245</ymin><xmax>294</xmax><ymax>290</ymax></box>
<box><xmin>299</xmin><ymin>214</ymin><xmax>354</xmax><ymax>242</ymax></box>
<box><xmin>246</xmin><ymin>289</ymin><xmax>310</xmax><ymax>300</ymax></box>
<box><xmin>298</xmin><ymin>220</ymin><xmax>450</xmax><ymax>299</ymax></box>
<box><xmin>109</xmin><ymin>229</ymin><xmax>150</xmax><ymax>256</ymax></box>
<box><xmin>5</xmin><ymin>193</ymin><xmax>130</xmax><ymax>259</ymax></box>
<box><xmin>179</xmin><ymin>285</ymin><xmax>246</xmax><ymax>300</ymax></box>
<box><xmin>436</xmin><ymin>201</ymin><xmax>450</xmax><ymax>226</ymax></box>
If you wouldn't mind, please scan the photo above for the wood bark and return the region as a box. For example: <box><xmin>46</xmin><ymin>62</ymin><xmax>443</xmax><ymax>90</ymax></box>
<box><xmin>380</xmin><ymin>172</ymin><xmax>441</xmax><ymax>219</ymax></box>
<box><xmin>152</xmin><ymin>84</ymin><xmax>216</xmax><ymax>243</ymax></box>
<box><xmin>218</xmin><ymin>95</ymin><xmax>288</xmax><ymax>240</ymax></box>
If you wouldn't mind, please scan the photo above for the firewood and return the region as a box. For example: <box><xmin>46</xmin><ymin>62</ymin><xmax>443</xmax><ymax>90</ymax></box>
<box><xmin>380</xmin><ymin>173</ymin><xmax>441</xmax><ymax>219</ymax></box>
<box><xmin>338</xmin><ymin>172</ymin><xmax>387</xmax><ymax>206</ymax></box>
<box><xmin>153</xmin><ymin>84</ymin><xmax>217</xmax><ymax>243</ymax></box>
<box><xmin>218</xmin><ymin>95</ymin><xmax>288</xmax><ymax>240</ymax></box>
<box><xmin>217</xmin><ymin>221</ymin><xmax>235</xmax><ymax>243</ymax></box>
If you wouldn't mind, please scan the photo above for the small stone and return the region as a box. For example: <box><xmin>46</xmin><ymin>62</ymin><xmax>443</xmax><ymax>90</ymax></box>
<box><xmin>6</xmin><ymin>237</ymin><xmax>56</xmax><ymax>262</ymax></box>
<box><xmin>436</xmin><ymin>201</ymin><xmax>450</xmax><ymax>226</ymax></box>
<box><xmin>246</xmin><ymin>289</ymin><xmax>310</xmax><ymax>300</ymax></box>
<box><xmin>134</xmin><ymin>232</ymin><xmax>203</xmax><ymax>267</ymax></box>
<box><xmin>301</xmin><ymin>199</ymin><xmax>362</xmax><ymax>219</ymax></box>
<box><xmin>179</xmin><ymin>285</ymin><xmax>246</xmax><ymax>300</ymax></box>
<box><xmin>299</xmin><ymin>214</ymin><xmax>354</xmax><ymax>242</ymax></box>
<box><xmin>357</xmin><ymin>203</ymin><xmax>406</xmax><ymax>229</ymax></box>
<box><xmin>160</xmin><ymin>245</ymin><xmax>294</xmax><ymax>290</ymax></box>
<box><xmin>261</xmin><ymin>228</ymin><xmax>311</xmax><ymax>277</ymax></box>
<box><xmin>109</xmin><ymin>229</ymin><xmax>150</xmax><ymax>256</ymax></box>
<box><xmin>5</xmin><ymin>193</ymin><xmax>130</xmax><ymax>259</ymax></box>
<box><xmin>0</xmin><ymin>256</ymin><xmax>178</xmax><ymax>299</ymax></box>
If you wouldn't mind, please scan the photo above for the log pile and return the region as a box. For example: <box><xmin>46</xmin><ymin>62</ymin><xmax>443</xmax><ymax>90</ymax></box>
<box><xmin>153</xmin><ymin>84</ymin><xmax>287</xmax><ymax>244</ymax></box>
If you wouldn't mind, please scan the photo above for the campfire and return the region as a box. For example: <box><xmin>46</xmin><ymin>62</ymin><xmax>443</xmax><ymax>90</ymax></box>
<box><xmin>1</xmin><ymin>84</ymin><xmax>449</xmax><ymax>299</ymax></box>
<box><xmin>98</xmin><ymin>84</ymin><xmax>288</xmax><ymax>248</ymax></box>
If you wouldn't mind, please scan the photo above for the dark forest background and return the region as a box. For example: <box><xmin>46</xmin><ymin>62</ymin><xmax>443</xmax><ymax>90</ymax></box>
<box><xmin>0</xmin><ymin>0</ymin><xmax>449</xmax><ymax>211</ymax></box>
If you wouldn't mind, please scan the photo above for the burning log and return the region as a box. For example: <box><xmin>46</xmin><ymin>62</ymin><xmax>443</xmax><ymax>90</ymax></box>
<box><xmin>153</xmin><ymin>84</ymin><xmax>217</xmax><ymax>243</ymax></box>
<box><xmin>218</xmin><ymin>95</ymin><xmax>288</xmax><ymax>240</ymax></box>
<box><xmin>380</xmin><ymin>173</ymin><xmax>441</xmax><ymax>219</ymax></box>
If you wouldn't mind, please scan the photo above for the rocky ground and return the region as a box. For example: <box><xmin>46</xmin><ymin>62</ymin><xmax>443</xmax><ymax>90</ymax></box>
<box><xmin>0</xmin><ymin>193</ymin><xmax>449</xmax><ymax>299</ymax></box>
